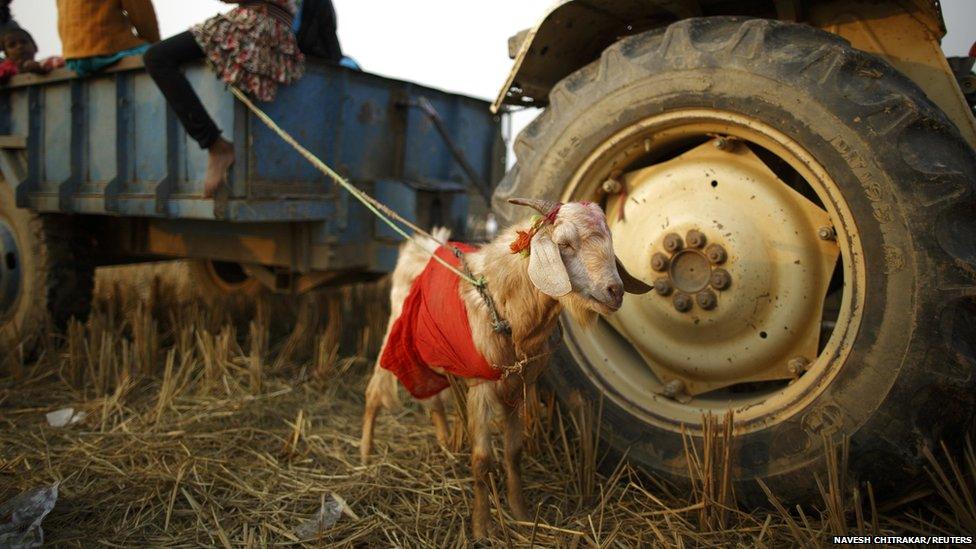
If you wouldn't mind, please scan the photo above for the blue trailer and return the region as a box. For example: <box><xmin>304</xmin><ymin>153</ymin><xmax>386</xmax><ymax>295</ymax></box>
<box><xmin>0</xmin><ymin>56</ymin><xmax>504</xmax><ymax>337</ymax></box>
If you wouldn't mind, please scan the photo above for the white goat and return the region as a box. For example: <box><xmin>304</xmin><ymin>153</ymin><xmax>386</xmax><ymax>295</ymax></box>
<box><xmin>360</xmin><ymin>198</ymin><xmax>651</xmax><ymax>539</ymax></box>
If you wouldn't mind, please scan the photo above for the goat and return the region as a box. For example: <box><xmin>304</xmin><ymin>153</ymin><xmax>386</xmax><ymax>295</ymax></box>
<box><xmin>360</xmin><ymin>198</ymin><xmax>651</xmax><ymax>539</ymax></box>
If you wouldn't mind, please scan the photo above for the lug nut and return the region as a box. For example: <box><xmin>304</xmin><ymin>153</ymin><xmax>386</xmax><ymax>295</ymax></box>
<box><xmin>696</xmin><ymin>290</ymin><xmax>717</xmax><ymax>310</ymax></box>
<box><xmin>817</xmin><ymin>226</ymin><xmax>836</xmax><ymax>241</ymax></box>
<box><xmin>654</xmin><ymin>278</ymin><xmax>673</xmax><ymax>296</ymax></box>
<box><xmin>713</xmin><ymin>135</ymin><xmax>737</xmax><ymax>151</ymax></box>
<box><xmin>651</xmin><ymin>252</ymin><xmax>669</xmax><ymax>272</ymax></box>
<box><xmin>686</xmin><ymin>229</ymin><xmax>706</xmax><ymax>248</ymax></box>
<box><xmin>705</xmin><ymin>243</ymin><xmax>727</xmax><ymax>264</ymax></box>
<box><xmin>673</xmin><ymin>292</ymin><xmax>693</xmax><ymax>313</ymax></box>
<box><xmin>787</xmin><ymin>356</ymin><xmax>810</xmax><ymax>376</ymax></box>
<box><xmin>709</xmin><ymin>268</ymin><xmax>731</xmax><ymax>290</ymax></box>
<box><xmin>663</xmin><ymin>233</ymin><xmax>683</xmax><ymax>253</ymax></box>
<box><xmin>662</xmin><ymin>379</ymin><xmax>686</xmax><ymax>400</ymax></box>
<box><xmin>602</xmin><ymin>177</ymin><xmax>623</xmax><ymax>194</ymax></box>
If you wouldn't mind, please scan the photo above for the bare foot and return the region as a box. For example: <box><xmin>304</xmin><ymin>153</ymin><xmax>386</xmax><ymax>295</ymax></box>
<box><xmin>204</xmin><ymin>137</ymin><xmax>234</xmax><ymax>198</ymax></box>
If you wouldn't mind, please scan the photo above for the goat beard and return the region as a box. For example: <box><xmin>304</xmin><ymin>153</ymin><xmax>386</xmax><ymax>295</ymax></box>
<box><xmin>562</xmin><ymin>293</ymin><xmax>599</xmax><ymax>328</ymax></box>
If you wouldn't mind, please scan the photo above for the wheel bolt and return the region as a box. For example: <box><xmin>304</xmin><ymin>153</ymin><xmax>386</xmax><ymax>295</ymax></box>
<box><xmin>705</xmin><ymin>243</ymin><xmax>727</xmax><ymax>264</ymax></box>
<box><xmin>817</xmin><ymin>226</ymin><xmax>836</xmax><ymax>241</ymax></box>
<box><xmin>696</xmin><ymin>290</ymin><xmax>717</xmax><ymax>310</ymax></box>
<box><xmin>651</xmin><ymin>252</ymin><xmax>669</xmax><ymax>272</ymax></box>
<box><xmin>788</xmin><ymin>356</ymin><xmax>810</xmax><ymax>376</ymax></box>
<box><xmin>602</xmin><ymin>177</ymin><xmax>623</xmax><ymax>195</ymax></box>
<box><xmin>654</xmin><ymin>278</ymin><xmax>673</xmax><ymax>296</ymax></box>
<box><xmin>709</xmin><ymin>268</ymin><xmax>731</xmax><ymax>290</ymax></box>
<box><xmin>663</xmin><ymin>233</ymin><xmax>683</xmax><ymax>253</ymax></box>
<box><xmin>672</xmin><ymin>292</ymin><xmax>692</xmax><ymax>312</ymax></box>
<box><xmin>662</xmin><ymin>379</ymin><xmax>686</xmax><ymax>400</ymax></box>
<box><xmin>686</xmin><ymin>229</ymin><xmax>706</xmax><ymax>248</ymax></box>
<box><xmin>713</xmin><ymin>136</ymin><xmax>737</xmax><ymax>151</ymax></box>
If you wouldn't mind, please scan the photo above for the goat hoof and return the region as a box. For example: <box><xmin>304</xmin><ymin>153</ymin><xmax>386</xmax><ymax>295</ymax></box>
<box><xmin>471</xmin><ymin>527</ymin><xmax>492</xmax><ymax>543</ymax></box>
<box><xmin>511</xmin><ymin>506</ymin><xmax>530</xmax><ymax>522</ymax></box>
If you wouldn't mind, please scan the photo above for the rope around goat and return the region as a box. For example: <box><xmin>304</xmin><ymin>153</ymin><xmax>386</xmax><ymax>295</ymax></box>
<box><xmin>228</xmin><ymin>86</ymin><xmax>483</xmax><ymax>288</ymax></box>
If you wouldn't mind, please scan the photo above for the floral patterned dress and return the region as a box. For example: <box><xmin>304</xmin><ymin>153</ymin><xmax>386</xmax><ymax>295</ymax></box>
<box><xmin>191</xmin><ymin>0</ymin><xmax>305</xmax><ymax>102</ymax></box>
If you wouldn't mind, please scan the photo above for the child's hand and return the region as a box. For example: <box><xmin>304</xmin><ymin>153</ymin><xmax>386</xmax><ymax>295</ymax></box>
<box><xmin>41</xmin><ymin>57</ymin><xmax>65</xmax><ymax>72</ymax></box>
<box><xmin>19</xmin><ymin>60</ymin><xmax>50</xmax><ymax>75</ymax></box>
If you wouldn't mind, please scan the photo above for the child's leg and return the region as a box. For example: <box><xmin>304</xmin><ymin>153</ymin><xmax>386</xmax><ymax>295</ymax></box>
<box><xmin>144</xmin><ymin>31</ymin><xmax>232</xmax><ymax>197</ymax></box>
<box><xmin>144</xmin><ymin>32</ymin><xmax>220</xmax><ymax>150</ymax></box>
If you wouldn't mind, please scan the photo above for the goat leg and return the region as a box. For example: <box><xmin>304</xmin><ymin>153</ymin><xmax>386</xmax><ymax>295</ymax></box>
<box><xmin>503</xmin><ymin>403</ymin><xmax>530</xmax><ymax>521</ymax></box>
<box><xmin>360</xmin><ymin>400</ymin><xmax>379</xmax><ymax>464</ymax></box>
<box><xmin>361</xmin><ymin>363</ymin><xmax>398</xmax><ymax>463</ymax></box>
<box><xmin>468</xmin><ymin>386</ymin><xmax>494</xmax><ymax>539</ymax></box>
<box><xmin>423</xmin><ymin>392</ymin><xmax>451</xmax><ymax>449</ymax></box>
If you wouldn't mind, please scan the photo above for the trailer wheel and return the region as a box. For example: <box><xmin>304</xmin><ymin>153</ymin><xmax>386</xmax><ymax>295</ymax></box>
<box><xmin>187</xmin><ymin>260</ymin><xmax>266</xmax><ymax>300</ymax></box>
<box><xmin>0</xmin><ymin>180</ymin><xmax>94</xmax><ymax>347</ymax></box>
<box><xmin>494</xmin><ymin>17</ymin><xmax>976</xmax><ymax>503</ymax></box>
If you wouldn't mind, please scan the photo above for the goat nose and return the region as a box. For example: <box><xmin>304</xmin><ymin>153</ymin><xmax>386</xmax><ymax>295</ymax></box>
<box><xmin>607</xmin><ymin>283</ymin><xmax>623</xmax><ymax>301</ymax></box>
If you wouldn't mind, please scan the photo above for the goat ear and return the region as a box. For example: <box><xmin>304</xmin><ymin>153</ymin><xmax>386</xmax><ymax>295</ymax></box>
<box><xmin>616</xmin><ymin>256</ymin><xmax>653</xmax><ymax>294</ymax></box>
<box><xmin>528</xmin><ymin>230</ymin><xmax>571</xmax><ymax>297</ymax></box>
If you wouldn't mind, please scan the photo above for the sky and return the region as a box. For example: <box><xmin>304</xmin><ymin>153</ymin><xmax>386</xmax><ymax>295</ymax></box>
<box><xmin>12</xmin><ymin>0</ymin><xmax>976</xmax><ymax>148</ymax></box>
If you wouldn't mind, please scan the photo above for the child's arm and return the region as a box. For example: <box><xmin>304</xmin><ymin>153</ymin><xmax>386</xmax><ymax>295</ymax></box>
<box><xmin>18</xmin><ymin>59</ymin><xmax>49</xmax><ymax>75</ymax></box>
<box><xmin>121</xmin><ymin>0</ymin><xmax>161</xmax><ymax>44</ymax></box>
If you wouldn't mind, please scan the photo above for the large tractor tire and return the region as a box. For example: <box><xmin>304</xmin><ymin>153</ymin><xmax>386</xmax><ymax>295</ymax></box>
<box><xmin>493</xmin><ymin>17</ymin><xmax>976</xmax><ymax>503</ymax></box>
<box><xmin>0</xmin><ymin>179</ymin><xmax>94</xmax><ymax>346</ymax></box>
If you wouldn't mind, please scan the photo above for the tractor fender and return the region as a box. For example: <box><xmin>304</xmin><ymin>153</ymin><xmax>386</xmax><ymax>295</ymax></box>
<box><xmin>491</xmin><ymin>0</ymin><xmax>976</xmax><ymax>148</ymax></box>
<box><xmin>492</xmin><ymin>0</ymin><xmax>702</xmax><ymax>113</ymax></box>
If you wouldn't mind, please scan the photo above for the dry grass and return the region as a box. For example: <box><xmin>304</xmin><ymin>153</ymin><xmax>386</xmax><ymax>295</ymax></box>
<box><xmin>0</xmin><ymin>261</ymin><xmax>973</xmax><ymax>546</ymax></box>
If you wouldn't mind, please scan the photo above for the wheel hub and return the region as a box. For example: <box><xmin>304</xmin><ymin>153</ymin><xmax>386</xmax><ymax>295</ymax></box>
<box><xmin>652</xmin><ymin>231</ymin><xmax>732</xmax><ymax>312</ymax></box>
<box><xmin>606</xmin><ymin>139</ymin><xmax>840</xmax><ymax>396</ymax></box>
<box><xmin>670</xmin><ymin>249</ymin><xmax>710</xmax><ymax>293</ymax></box>
<box><xmin>0</xmin><ymin>219</ymin><xmax>21</xmax><ymax>319</ymax></box>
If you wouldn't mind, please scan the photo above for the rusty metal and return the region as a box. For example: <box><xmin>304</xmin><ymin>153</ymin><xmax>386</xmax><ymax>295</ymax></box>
<box><xmin>672</xmin><ymin>292</ymin><xmax>692</xmax><ymax>313</ymax></box>
<box><xmin>663</xmin><ymin>233</ymin><xmax>683</xmax><ymax>253</ymax></box>
<box><xmin>686</xmin><ymin>229</ymin><xmax>706</xmax><ymax>248</ymax></box>
<box><xmin>704</xmin><ymin>243</ymin><xmax>726</xmax><ymax>265</ymax></box>
<box><xmin>696</xmin><ymin>290</ymin><xmax>717</xmax><ymax>310</ymax></box>
<box><xmin>818</xmin><ymin>226</ymin><xmax>836</xmax><ymax>241</ymax></box>
<box><xmin>651</xmin><ymin>252</ymin><xmax>669</xmax><ymax>272</ymax></box>
<box><xmin>709</xmin><ymin>268</ymin><xmax>731</xmax><ymax>291</ymax></box>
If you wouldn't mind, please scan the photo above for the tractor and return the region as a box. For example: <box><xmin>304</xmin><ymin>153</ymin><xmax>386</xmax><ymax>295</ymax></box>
<box><xmin>490</xmin><ymin>0</ymin><xmax>976</xmax><ymax>502</ymax></box>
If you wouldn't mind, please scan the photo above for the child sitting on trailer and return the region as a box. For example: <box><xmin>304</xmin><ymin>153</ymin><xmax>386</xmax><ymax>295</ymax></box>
<box><xmin>0</xmin><ymin>28</ymin><xmax>65</xmax><ymax>83</ymax></box>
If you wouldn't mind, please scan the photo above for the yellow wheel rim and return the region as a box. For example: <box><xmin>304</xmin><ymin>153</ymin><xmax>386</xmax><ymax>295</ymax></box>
<box><xmin>560</xmin><ymin>109</ymin><xmax>865</xmax><ymax>433</ymax></box>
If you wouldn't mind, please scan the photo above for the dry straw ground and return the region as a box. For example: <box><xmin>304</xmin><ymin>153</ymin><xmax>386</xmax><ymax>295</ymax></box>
<box><xmin>1</xmin><ymin>262</ymin><xmax>974</xmax><ymax>547</ymax></box>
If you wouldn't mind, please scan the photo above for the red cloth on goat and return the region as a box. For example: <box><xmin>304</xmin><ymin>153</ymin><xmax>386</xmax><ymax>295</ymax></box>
<box><xmin>380</xmin><ymin>242</ymin><xmax>499</xmax><ymax>399</ymax></box>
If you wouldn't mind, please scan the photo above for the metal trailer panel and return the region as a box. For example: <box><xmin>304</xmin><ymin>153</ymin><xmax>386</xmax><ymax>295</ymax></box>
<box><xmin>0</xmin><ymin>58</ymin><xmax>503</xmax><ymax>279</ymax></box>
<box><xmin>0</xmin><ymin>58</ymin><xmax>502</xmax><ymax>223</ymax></box>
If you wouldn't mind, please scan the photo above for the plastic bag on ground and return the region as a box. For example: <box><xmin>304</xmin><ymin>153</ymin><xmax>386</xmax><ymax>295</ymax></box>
<box><xmin>294</xmin><ymin>492</ymin><xmax>357</xmax><ymax>540</ymax></box>
<box><xmin>45</xmin><ymin>407</ymin><xmax>85</xmax><ymax>427</ymax></box>
<box><xmin>0</xmin><ymin>482</ymin><xmax>59</xmax><ymax>548</ymax></box>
